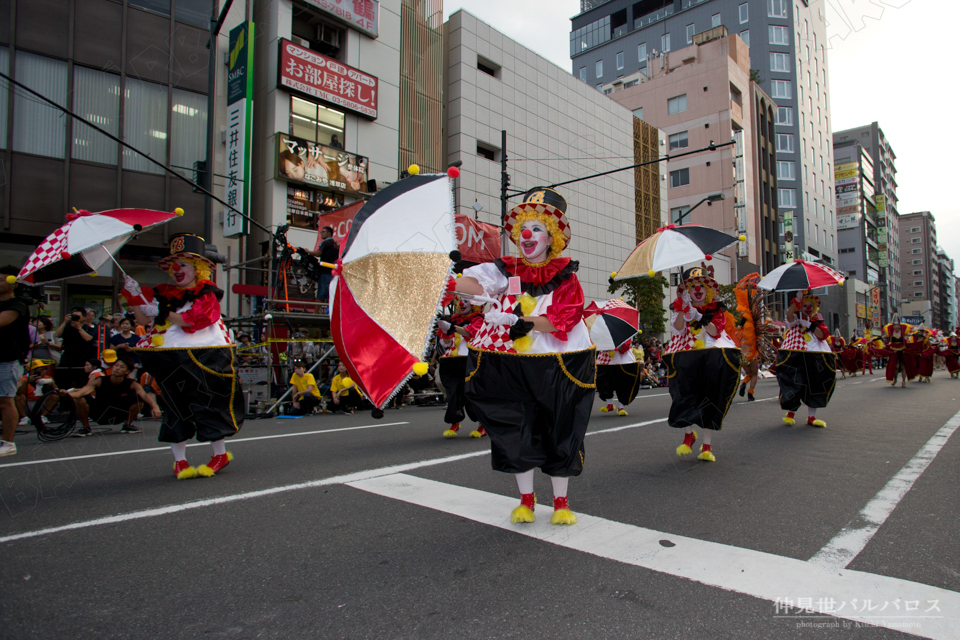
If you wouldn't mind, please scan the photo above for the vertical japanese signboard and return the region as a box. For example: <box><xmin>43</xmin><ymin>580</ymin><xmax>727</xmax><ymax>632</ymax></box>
<box><xmin>224</xmin><ymin>22</ymin><xmax>254</xmax><ymax>237</ymax></box>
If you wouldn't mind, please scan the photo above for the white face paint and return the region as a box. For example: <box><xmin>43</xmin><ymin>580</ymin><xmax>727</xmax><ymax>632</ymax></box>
<box><xmin>689</xmin><ymin>283</ymin><xmax>707</xmax><ymax>304</ymax></box>
<box><xmin>519</xmin><ymin>219</ymin><xmax>552</xmax><ymax>263</ymax></box>
<box><xmin>172</xmin><ymin>260</ymin><xmax>198</xmax><ymax>288</ymax></box>
<box><xmin>801</xmin><ymin>302</ymin><xmax>815</xmax><ymax>316</ymax></box>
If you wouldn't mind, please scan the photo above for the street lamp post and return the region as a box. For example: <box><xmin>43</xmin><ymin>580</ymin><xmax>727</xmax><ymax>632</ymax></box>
<box><xmin>675</xmin><ymin>193</ymin><xmax>724</xmax><ymax>226</ymax></box>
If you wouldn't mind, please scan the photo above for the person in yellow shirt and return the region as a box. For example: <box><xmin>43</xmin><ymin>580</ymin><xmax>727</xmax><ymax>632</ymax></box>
<box><xmin>328</xmin><ymin>361</ymin><xmax>362</xmax><ymax>414</ymax></box>
<box><xmin>289</xmin><ymin>362</ymin><xmax>322</xmax><ymax>415</ymax></box>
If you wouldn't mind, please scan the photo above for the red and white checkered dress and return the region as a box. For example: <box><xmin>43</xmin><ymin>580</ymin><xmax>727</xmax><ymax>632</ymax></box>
<box><xmin>781</xmin><ymin>315</ymin><xmax>831</xmax><ymax>353</ymax></box>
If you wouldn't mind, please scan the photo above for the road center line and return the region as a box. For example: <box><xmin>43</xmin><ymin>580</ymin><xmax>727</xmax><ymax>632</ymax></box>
<box><xmin>0</xmin><ymin>422</ymin><xmax>410</xmax><ymax>469</ymax></box>
<box><xmin>348</xmin><ymin>473</ymin><xmax>957</xmax><ymax>640</ymax></box>
<box><xmin>809</xmin><ymin>407</ymin><xmax>960</xmax><ymax>570</ymax></box>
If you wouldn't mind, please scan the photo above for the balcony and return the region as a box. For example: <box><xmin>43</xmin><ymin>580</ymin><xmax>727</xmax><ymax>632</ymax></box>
<box><xmin>633</xmin><ymin>1</ymin><xmax>674</xmax><ymax>29</ymax></box>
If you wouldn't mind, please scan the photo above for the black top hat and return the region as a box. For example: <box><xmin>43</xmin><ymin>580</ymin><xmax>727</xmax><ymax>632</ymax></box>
<box><xmin>158</xmin><ymin>234</ymin><xmax>215</xmax><ymax>270</ymax></box>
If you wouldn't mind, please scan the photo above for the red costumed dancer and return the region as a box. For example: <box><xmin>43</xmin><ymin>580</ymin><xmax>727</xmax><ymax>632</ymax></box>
<box><xmin>875</xmin><ymin>319</ymin><xmax>920</xmax><ymax>387</ymax></box>
<box><xmin>940</xmin><ymin>333</ymin><xmax>960</xmax><ymax>378</ymax></box>
<box><xmin>912</xmin><ymin>328</ymin><xmax>935</xmax><ymax>383</ymax></box>
<box><xmin>828</xmin><ymin>331</ymin><xmax>847</xmax><ymax>379</ymax></box>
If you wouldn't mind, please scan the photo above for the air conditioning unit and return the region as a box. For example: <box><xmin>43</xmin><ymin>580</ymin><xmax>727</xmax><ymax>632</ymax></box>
<box><xmin>292</xmin><ymin>36</ymin><xmax>310</xmax><ymax>48</ymax></box>
<box><xmin>317</xmin><ymin>24</ymin><xmax>340</xmax><ymax>48</ymax></box>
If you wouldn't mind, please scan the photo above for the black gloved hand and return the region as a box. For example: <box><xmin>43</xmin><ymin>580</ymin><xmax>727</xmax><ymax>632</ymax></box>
<box><xmin>509</xmin><ymin>319</ymin><xmax>535</xmax><ymax>342</ymax></box>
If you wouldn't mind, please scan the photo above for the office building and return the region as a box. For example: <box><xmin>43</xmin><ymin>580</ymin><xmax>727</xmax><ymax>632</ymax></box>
<box><xmin>443</xmin><ymin>10</ymin><xmax>665</xmax><ymax>301</ymax></box>
<box><xmin>571</xmin><ymin>0</ymin><xmax>836</xmax><ymax>268</ymax></box>
<box><xmin>898</xmin><ymin>211</ymin><xmax>940</xmax><ymax>328</ymax></box>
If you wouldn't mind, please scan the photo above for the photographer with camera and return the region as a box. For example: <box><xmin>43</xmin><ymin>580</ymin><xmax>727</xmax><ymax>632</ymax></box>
<box><xmin>0</xmin><ymin>265</ymin><xmax>30</xmax><ymax>457</ymax></box>
<box><xmin>55</xmin><ymin>307</ymin><xmax>97</xmax><ymax>389</ymax></box>
<box><xmin>62</xmin><ymin>357</ymin><xmax>160</xmax><ymax>436</ymax></box>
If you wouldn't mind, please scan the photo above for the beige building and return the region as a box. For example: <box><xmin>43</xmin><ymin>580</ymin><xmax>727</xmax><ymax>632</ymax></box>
<box><xmin>602</xmin><ymin>28</ymin><xmax>763</xmax><ymax>285</ymax></box>
<box><xmin>443</xmin><ymin>10</ymin><xmax>665</xmax><ymax>301</ymax></box>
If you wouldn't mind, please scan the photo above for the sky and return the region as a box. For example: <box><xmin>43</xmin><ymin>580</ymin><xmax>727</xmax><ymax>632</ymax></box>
<box><xmin>443</xmin><ymin>0</ymin><xmax>960</xmax><ymax>275</ymax></box>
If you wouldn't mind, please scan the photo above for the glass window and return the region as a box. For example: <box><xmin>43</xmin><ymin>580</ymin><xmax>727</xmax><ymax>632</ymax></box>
<box><xmin>662</xmin><ymin>33</ymin><xmax>671</xmax><ymax>52</ymax></box>
<box><xmin>170</xmin><ymin>88</ymin><xmax>207</xmax><ymax>179</ymax></box>
<box><xmin>290</xmin><ymin>96</ymin><xmax>345</xmax><ymax>146</ymax></box>
<box><xmin>175</xmin><ymin>0</ymin><xmax>211</xmax><ymax>28</ymax></box>
<box><xmin>129</xmin><ymin>0</ymin><xmax>170</xmax><ymax>16</ymax></box>
<box><xmin>769</xmin><ymin>25</ymin><xmax>789</xmax><ymax>45</ymax></box>
<box><xmin>123</xmin><ymin>77</ymin><xmax>167</xmax><ymax>174</ymax></box>
<box><xmin>596</xmin><ymin>60</ymin><xmax>603</xmax><ymax>77</ymax></box>
<box><xmin>579</xmin><ymin>67</ymin><xmax>586</xmax><ymax>81</ymax></box>
<box><xmin>711</xmin><ymin>14</ymin><xmax>721</xmax><ymax>28</ymax></box>
<box><xmin>770</xmin><ymin>52</ymin><xmax>790</xmax><ymax>73</ymax></box>
<box><xmin>775</xmin><ymin>106</ymin><xmax>793</xmax><ymax>125</ymax></box>
<box><xmin>739</xmin><ymin>3</ymin><xmax>749</xmax><ymax>24</ymax></box>
<box><xmin>779</xmin><ymin>188</ymin><xmax>796</xmax><ymax>207</ymax></box>
<box><xmin>72</xmin><ymin>66</ymin><xmax>120</xmax><ymax>165</ymax></box>
<box><xmin>740</xmin><ymin>30</ymin><xmax>749</xmax><ymax>47</ymax></box>
<box><xmin>13</xmin><ymin>51</ymin><xmax>67</xmax><ymax>159</ymax></box>
<box><xmin>638</xmin><ymin>43</ymin><xmax>647</xmax><ymax>65</ymax></box>
<box><xmin>771</xmin><ymin>80</ymin><xmax>791</xmax><ymax>99</ymax></box>
<box><xmin>778</xmin><ymin>161</ymin><xmax>796</xmax><ymax>180</ymax></box>
<box><xmin>667</xmin><ymin>94</ymin><xmax>687</xmax><ymax>115</ymax></box>
<box><xmin>0</xmin><ymin>47</ymin><xmax>7</xmax><ymax>150</ymax></box>
<box><xmin>670</xmin><ymin>206</ymin><xmax>691</xmax><ymax>224</ymax></box>
<box><xmin>616</xmin><ymin>52</ymin><xmax>624</xmax><ymax>70</ymax></box>
<box><xmin>767</xmin><ymin>0</ymin><xmax>787</xmax><ymax>18</ymax></box>
<box><xmin>776</xmin><ymin>134</ymin><xmax>794</xmax><ymax>153</ymax></box>
<box><xmin>669</xmin><ymin>131</ymin><xmax>689</xmax><ymax>150</ymax></box>
<box><xmin>670</xmin><ymin>168</ymin><xmax>690</xmax><ymax>188</ymax></box>
<box><xmin>686</xmin><ymin>24</ymin><xmax>695</xmax><ymax>44</ymax></box>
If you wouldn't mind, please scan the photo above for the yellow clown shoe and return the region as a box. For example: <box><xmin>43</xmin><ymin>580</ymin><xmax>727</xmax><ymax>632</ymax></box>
<box><xmin>443</xmin><ymin>423</ymin><xmax>461</xmax><ymax>437</ymax></box>
<box><xmin>550</xmin><ymin>497</ymin><xmax>577</xmax><ymax>525</ymax></box>
<box><xmin>676</xmin><ymin>430</ymin><xmax>698</xmax><ymax>456</ymax></box>
<box><xmin>617</xmin><ymin>408</ymin><xmax>628</xmax><ymax>416</ymax></box>
<box><xmin>697</xmin><ymin>444</ymin><xmax>716</xmax><ymax>462</ymax></box>
<box><xmin>510</xmin><ymin>493</ymin><xmax>536</xmax><ymax>523</ymax></box>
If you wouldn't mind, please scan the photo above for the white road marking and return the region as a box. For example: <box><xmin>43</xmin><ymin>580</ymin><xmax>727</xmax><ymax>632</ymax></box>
<box><xmin>349</xmin><ymin>473</ymin><xmax>957</xmax><ymax>640</ymax></box>
<box><xmin>0</xmin><ymin>422</ymin><xmax>410</xmax><ymax>469</ymax></box>
<box><xmin>809</xmin><ymin>408</ymin><xmax>960</xmax><ymax>571</ymax></box>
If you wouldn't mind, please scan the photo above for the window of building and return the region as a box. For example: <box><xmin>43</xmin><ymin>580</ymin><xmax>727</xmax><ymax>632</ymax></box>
<box><xmin>624</xmin><ymin>79</ymin><xmax>639</xmax><ymax>88</ymax></box>
<box><xmin>911</xmin><ymin>226</ymin><xmax>921</xmax><ymax>232</ymax></box>
<box><xmin>72</xmin><ymin>66</ymin><xmax>120</xmax><ymax>165</ymax></box>
<box><xmin>476</xmin><ymin>141</ymin><xmax>498</xmax><ymax>161</ymax></box>
<box><xmin>711</xmin><ymin>13</ymin><xmax>721</xmax><ymax>28</ymax></box>
<box><xmin>662</xmin><ymin>33</ymin><xmax>671</xmax><ymax>52</ymax></box>
<box><xmin>569</xmin><ymin>14</ymin><xmax>611</xmax><ymax>57</ymax></box>
<box><xmin>914</xmin><ymin>270</ymin><xmax>923</xmax><ymax>276</ymax></box>
<box><xmin>915</xmin><ymin>292</ymin><xmax>923</xmax><ymax>297</ymax></box>
<box><xmin>912</xmin><ymin>249</ymin><xmax>921</xmax><ymax>254</ymax></box>
<box><xmin>730</xmin><ymin>84</ymin><xmax>742</xmax><ymax>105</ymax></box>
<box><xmin>670</xmin><ymin>206</ymin><xmax>691</xmax><ymax>224</ymax></box>
<box><xmin>290</xmin><ymin>96</ymin><xmax>345</xmax><ymax>147</ymax></box>
<box><xmin>912</xmin><ymin>238</ymin><xmax>921</xmax><ymax>244</ymax></box>
<box><xmin>633</xmin><ymin>107</ymin><xmax>644</xmax><ymax>120</ymax></box>
<box><xmin>478</xmin><ymin>56</ymin><xmax>500</xmax><ymax>78</ymax></box>
<box><xmin>686</xmin><ymin>24</ymin><xmax>695</xmax><ymax>44</ymax></box>
<box><xmin>596</xmin><ymin>60</ymin><xmax>603</xmax><ymax>78</ymax></box>
<box><xmin>771</xmin><ymin>80</ymin><xmax>792</xmax><ymax>99</ymax></box>
<box><xmin>739</xmin><ymin>3</ymin><xmax>749</xmax><ymax>23</ymax></box>
<box><xmin>779</xmin><ymin>188</ymin><xmax>796</xmax><ymax>207</ymax></box>
<box><xmin>170</xmin><ymin>88</ymin><xmax>207</xmax><ymax>180</ymax></box>
<box><xmin>669</xmin><ymin>131</ymin><xmax>689</xmax><ymax>150</ymax></box>
<box><xmin>130</xmin><ymin>0</ymin><xmax>170</xmax><ymax>16</ymax></box>
<box><xmin>914</xmin><ymin>281</ymin><xmax>924</xmax><ymax>286</ymax></box>
<box><xmin>740</xmin><ymin>30</ymin><xmax>750</xmax><ymax>46</ymax></box>
<box><xmin>638</xmin><ymin>43</ymin><xmax>647</xmax><ymax>64</ymax></box>
<box><xmin>122</xmin><ymin>77</ymin><xmax>168</xmax><ymax>174</ymax></box>
<box><xmin>769</xmin><ymin>25</ymin><xmax>789</xmax><ymax>45</ymax></box>
<box><xmin>770</xmin><ymin>52</ymin><xmax>791</xmax><ymax>73</ymax></box>
<box><xmin>616</xmin><ymin>51</ymin><xmax>624</xmax><ymax>70</ymax></box>
<box><xmin>777</xmin><ymin>160</ymin><xmax>796</xmax><ymax>180</ymax></box>
<box><xmin>775</xmin><ymin>106</ymin><xmax>793</xmax><ymax>126</ymax></box>
<box><xmin>667</xmin><ymin>94</ymin><xmax>687</xmax><ymax>115</ymax></box>
<box><xmin>13</xmin><ymin>51</ymin><xmax>67</xmax><ymax>159</ymax></box>
<box><xmin>579</xmin><ymin>67</ymin><xmax>587</xmax><ymax>82</ymax></box>
<box><xmin>175</xmin><ymin>0</ymin><xmax>212</xmax><ymax>28</ymax></box>
<box><xmin>768</xmin><ymin>0</ymin><xmax>787</xmax><ymax>18</ymax></box>
<box><xmin>913</xmin><ymin>259</ymin><xmax>923</xmax><ymax>265</ymax></box>
<box><xmin>0</xmin><ymin>48</ymin><xmax>7</xmax><ymax>150</ymax></box>
<box><xmin>803</xmin><ymin>165</ymin><xmax>808</xmax><ymax>184</ymax></box>
<box><xmin>670</xmin><ymin>168</ymin><xmax>690</xmax><ymax>188</ymax></box>
<box><xmin>603</xmin><ymin>88</ymin><xmax>614</xmax><ymax>95</ymax></box>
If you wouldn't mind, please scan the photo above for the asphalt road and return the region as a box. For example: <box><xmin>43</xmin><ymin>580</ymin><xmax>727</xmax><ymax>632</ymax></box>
<box><xmin>1</xmin><ymin>369</ymin><xmax>958</xmax><ymax>639</ymax></box>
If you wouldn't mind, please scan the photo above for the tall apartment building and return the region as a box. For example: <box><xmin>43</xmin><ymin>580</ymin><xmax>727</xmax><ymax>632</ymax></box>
<box><xmin>570</xmin><ymin>0</ymin><xmax>836</xmax><ymax>268</ymax></box>
<box><xmin>936</xmin><ymin>248</ymin><xmax>955</xmax><ymax>332</ymax></box>
<box><xmin>0</xmin><ymin>0</ymin><xmax>214</xmax><ymax>318</ymax></box>
<box><xmin>833</xmin><ymin>122</ymin><xmax>900</xmax><ymax>324</ymax></box>
<box><xmin>443</xmin><ymin>10</ymin><xmax>665</xmax><ymax>300</ymax></box>
<box><xmin>898</xmin><ymin>211</ymin><xmax>940</xmax><ymax>328</ymax></box>
<box><xmin>602</xmin><ymin>30</ymin><xmax>777</xmax><ymax>282</ymax></box>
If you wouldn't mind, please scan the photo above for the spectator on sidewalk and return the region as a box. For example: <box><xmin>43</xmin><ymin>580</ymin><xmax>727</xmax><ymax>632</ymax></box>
<box><xmin>0</xmin><ymin>265</ymin><xmax>30</xmax><ymax>457</ymax></box>
<box><xmin>328</xmin><ymin>361</ymin><xmax>361</xmax><ymax>414</ymax></box>
<box><xmin>289</xmin><ymin>362</ymin><xmax>322</xmax><ymax>415</ymax></box>
<box><xmin>29</xmin><ymin>316</ymin><xmax>60</xmax><ymax>363</ymax></box>
<box><xmin>55</xmin><ymin>307</ymin><xmax>97</xmax><ymax>389</ymax></box>
<box><xmin>16</xmin><ymin>360</ymin><xmax>57</xmax><ymax>425</ymax></box>
<box><xmin>110</xmin><ymin>317</ymin><xmax>142</xmax><ymax>369</ymax></box>
<box><xmin>64</xmin><ymin>357</ymin><xmax>160</xmax><ymax>437</ymax></box>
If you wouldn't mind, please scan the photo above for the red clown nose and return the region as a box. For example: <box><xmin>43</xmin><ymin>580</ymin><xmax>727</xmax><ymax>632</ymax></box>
<box><xmin>521</xmin><ymin>229</ymin><xmax>533</xmax><ymax>239</ymax></box>
<box><xmin>171</xmin><ymin>263</ymin><xmax>181</xmax><ymax>272</ymax></box>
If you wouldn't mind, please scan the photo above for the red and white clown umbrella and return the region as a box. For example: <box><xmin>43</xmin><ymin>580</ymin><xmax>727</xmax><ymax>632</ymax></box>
<box><xmin>17</xmin><ymin>208</ymin><xmax>183</xmax><ymax>284</ymax></box>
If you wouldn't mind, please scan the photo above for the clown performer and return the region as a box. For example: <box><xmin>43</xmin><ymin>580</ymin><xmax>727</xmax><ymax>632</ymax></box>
<box><xmin>450</xmin><ymin>187</ymin><xmax>594</xmax><ymax>525</ymax></box>
<box><xmin>596</xmin><ymin>334</ymin><xmax>640</xmax><ymax>416</ymax></box>
<box><xmin>874</xmin><ymin>318</ymin><xmax>919</xmax><ymax>387</ymax></box>
<box><xmin>663</xmin><ymin>264</ymin><xmax>741</xmax><ymax>462</ymax></box>
<box><xmin>122</xmin><ymin>234</ymin><xmax>243</xmax><ymax>479</ymax></box>
<box><xmin>435</xmin><ymin>297</ymin><xmax>487</xmax><ymax>438</ymax></box>
<box><xmin>776</xmin><ymin>291</ymin><xmax>836</xmax><ymax>428</ymax></box>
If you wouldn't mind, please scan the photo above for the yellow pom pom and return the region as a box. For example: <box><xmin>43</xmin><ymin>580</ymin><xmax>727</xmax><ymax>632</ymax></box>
<box><xmin>607</xmin><ymin>350</ymin><xmax>615</xmax><ymax>358</ymax></box>
<box><xmin>412</xmin><ymin>362</ymin><xmax>429</xmax><ymax>376</ymax></box>
<box><xmin>90</xmin><ymin>272</ymin><xmax>98</xmax><ymax>277</ymax></box>
<box><xmin>839</xmin><ymin>280</ymin><xmax>845</xmax><ymax>286</ymax></box>
<box><xmin>174</xmin><ymin>207</ymin><xmax>184</xmax><ymax>216</ymax></box>
<box><xmin>804</xmin><ymin>334</ymin><xmax>812</xmax><ymax>342</ymax></box>
<box><xmin>513</xmin><ymin>334</ymin><xmax>533</xmax><ymax>353</ymax></box>
<box><xmin>647</xmin><ymin>270</ymin><xmax>655</xmax><ymax>277</ymax></box>
<box><xmin>693</xmin><ymin>339</ymin><xmax>705</xmax><ymax>350</ymax></box>
<box><xmin>408</xmin><ymin>164</ymin><xmax>420</xmax><ymax>175</ymax></box>
<box><xmin>517</xmin><ymin>293</ymin><xmax>537</xmax><ymax>317</ymax></box>
<box><xmin>638</xmin><ymin>329</ymin><xmax>642</xmax><ymax>334</ymax></box>
<box><xmin>610</xmin><ymin>271</ymin><xmax>617</xmax><ymax>278</ymax></box>
<box><xmin>5</xmin><ymin>275</ymin><xmax>16</xmax><ymax>284</ymax></box>
<box><xmin>739</xmin><ymin>235</ymin><xmax>746</xmax><ymax>242</ymax></box>
<box><xmin>342</xmin><ymin>377</ymin><xmax>354</xmax><ymax>387</ymax></box>
<box><xmin>151</xmin><ymin>335</ymin><xmax>164</xmax><ymax>346</ymax></box>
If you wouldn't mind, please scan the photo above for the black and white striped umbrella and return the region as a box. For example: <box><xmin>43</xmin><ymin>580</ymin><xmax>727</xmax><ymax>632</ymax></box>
<box><xmin>613</xmin><ymin>224</ymin><xmax>742</xmax><ymax>279</ymax></box>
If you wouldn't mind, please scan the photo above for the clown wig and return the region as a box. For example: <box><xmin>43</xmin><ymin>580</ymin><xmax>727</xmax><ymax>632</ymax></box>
<box><xmin>168</xmin><ymin>256</ymin><xmax>212</xmax><ymax>283</ymax></box>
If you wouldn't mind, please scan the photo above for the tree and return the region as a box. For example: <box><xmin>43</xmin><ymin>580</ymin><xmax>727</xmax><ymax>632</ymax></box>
<box><xmin>750</xmin><ymin>69</ymin><xmax>763</xmax><ymax>84</ymax></box>
<box><xmin>716</xmin><ymin>283</ymin><xmax>742</xmax><ymax>323</ymax></box>
<box><xmin>607</xmin><ymin>275</ymin><xmax>669</xmax><ymax>335</ymax></box>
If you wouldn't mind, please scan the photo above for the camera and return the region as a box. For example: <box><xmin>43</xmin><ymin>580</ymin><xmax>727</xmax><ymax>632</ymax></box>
<box><xmin>71</xmin><ymin>313</ymin><xmax>82</xmax><ymax>322</ymax></box>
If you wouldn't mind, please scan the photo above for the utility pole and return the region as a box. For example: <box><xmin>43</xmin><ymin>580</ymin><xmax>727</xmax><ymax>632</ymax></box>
<box><xmin>499</xmin><ymin>129</ymin><xmax>509</xmax><ymax>257</ymax></box>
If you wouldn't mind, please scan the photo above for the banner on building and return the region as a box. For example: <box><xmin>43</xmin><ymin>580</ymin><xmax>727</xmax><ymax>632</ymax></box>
<box><xmin>836</xmin><ymin>184</ymin><xmax>858</xmax><ymax>195</ymax></box>
<box><xmin>837</xmin><ymin>204</ymin><xmax>859</xmax><ymax>215</ymax></box>
<box><xmin>782</xmin><ymin>210</ymin><xmax>794</xmax><ymax>261</ymax></box>
<box><xmin>279</xmin><ymin>39</ymin><xmax>378</xmax><ymax>119</ymax></box>
<box><xmin>834</xmin><ymin>168</ymin><xmax>858</xmax><ymax>180</ymax></box>
<box><xmin>315</xmin><ymin>201</ymin><xmax>365</xmax><ymax>249</ymax></box>
<box><xmin>837</xmin><ymin>213</ymin><xmax>860</xmax><ymax>230</ymax></box>
<box><xmin>454</xmin><ymin>215</ymin><xmax>501</xmax><ymax>263</ymax></box>
<box><xmin>835</xmin><ymin>162</ymin><xmax>858</xmax><ymax>174</ymax></box>
<box><xmin>276</xmin><ymin>132</ymin><xmax>370</xmax><ymax>197</ymax></box>
<box><xmin>224</xmin><ymin>21</ymin><xmax>255</xmax><ymax>237</ymax></box>
<box><xmin>835</xmin><ymin>176</ymin><xmax>857</xmax><ymax>187</ymax></box>
<box><xmin>875</xmin><ymin>194</ymin><xmax>886</xmax><ymax>212</ymax></box>
<box><xmin>299</xmin><ymin>0</ymin><xmax>379</xmax><ymax>39</ymax></box>
<box><xmin>903</xmin><ymin>315</ymin><xmax>924</xmax><ymax>326</ymax></box>
<box><xmin>856</xmin><ymin>303</ymin><xmax>867</xmax><ymax>318</ymax></box>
